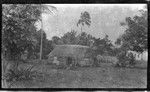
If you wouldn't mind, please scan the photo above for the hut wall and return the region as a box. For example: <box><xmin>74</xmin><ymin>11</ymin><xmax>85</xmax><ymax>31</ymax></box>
<box><xmin>48</xmin><ymin>55</ymin><xmax>67</xmax><ymax>65</ymax></box>
<box><xmin>47</xmin><ymin>45</ymin><xmax>94</xmax><ymax>66</ymax></box>
<box><xmin>48</xmin><ymin>56</ymin><xmax>54</xmax><ymax>63</ymax></box>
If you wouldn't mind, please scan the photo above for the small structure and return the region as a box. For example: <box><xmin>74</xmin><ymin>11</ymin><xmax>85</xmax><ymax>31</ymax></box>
<box><xmin>48</xmin><ymin>45</ymin><xmax>93</xmax><ymax>66</ymax></box>
<box><xmin>127</xmin><ymin>50</ymin><xmax>148</xmax><ymax>61</ymax></box>
<box><xmin>53</xmin><ymin>57</ymin><xmax>60</xmax><ymax>65</ymax></box>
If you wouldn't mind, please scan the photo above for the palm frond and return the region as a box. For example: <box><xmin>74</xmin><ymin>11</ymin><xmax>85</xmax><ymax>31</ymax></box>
<box><xmin>77</xmin><ymin>11</ymin><xmax>91</xmax><ymax>27</ymax></box>
<box><xmin>85</xmin><ymin>21</ymin><xmax>91</xmax><ymax>27</ymax></box>
<box><xmin>77</xmin><ymin>19</ymin><xmax>81</xmax><ymax>27</ymax></box>
<box><xmin>40</xmin><ymin>5</ymin><xmax>57</xmax><ymax>14</ymax></box>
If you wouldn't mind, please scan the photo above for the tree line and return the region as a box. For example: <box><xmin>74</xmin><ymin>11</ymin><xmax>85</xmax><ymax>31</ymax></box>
<box><xmin>2</xmin><ymin>4</ymin><xmax>147</xmax><ymax>64</ymax></box>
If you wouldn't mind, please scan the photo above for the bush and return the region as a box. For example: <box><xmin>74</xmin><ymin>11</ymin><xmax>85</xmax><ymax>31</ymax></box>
<box><xmin>3</xmin><ymin>65</ymin><xmax>38</xmax><ymax>87</ymax></box>
<box><xmin>116</xmin><ymin>51</ymin><xmax>136</xmax><ymax>67</ymax></box>
<box><xmin>96</xmin><ymin>55</ymin><xmax>118</xmax><ymax>65</ymax></box>
<box><xmin>127</xmin><ymin>52</ymin><xmax>136</xmax><ymax>65</ymax></box>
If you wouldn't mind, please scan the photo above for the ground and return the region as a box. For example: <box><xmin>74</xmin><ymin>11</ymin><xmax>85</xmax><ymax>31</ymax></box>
<box><xmin>9</xmin><ymin>60</ymin><xmax>147</xmax><ymax>88</ymax></box>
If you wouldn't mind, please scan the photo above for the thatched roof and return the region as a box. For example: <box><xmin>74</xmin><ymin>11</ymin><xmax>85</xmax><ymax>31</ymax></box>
<box><xmin>48</xmin><ymin>45</ymin><xmax>90</xmax><ymax>59</ymax></box>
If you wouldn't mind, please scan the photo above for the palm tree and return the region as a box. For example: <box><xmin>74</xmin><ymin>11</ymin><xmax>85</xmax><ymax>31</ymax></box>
<box><xmin>38</xmin><ymin>4</ymin><xmax>57</xmax><ymax>60</ymax></box>
<box><xmin>77</xmin><ymin>11</ymin><xmax>91</xmax><ymax>33</ymax></box>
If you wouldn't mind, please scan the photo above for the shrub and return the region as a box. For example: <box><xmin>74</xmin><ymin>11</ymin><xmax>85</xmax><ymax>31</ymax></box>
<box><xmin>128</xmin><ymin>53</ymin><xmax>136</xmax><ymax>64</ymax></box>
<box><xmin>96</xmin><ymin>55</ymin><xmax>118</xmax><ymax>65</ymax></box>
<box><xmin>116</xmin><ymin>51</ymin><xmax>127</xmax><ymax>67</ymax></box>
<box><xmin>116</xmin><ymin>51</ymin><xmax>136</xmax><ymax>67</ymax></box>
<box><xmin>3</xmin><ymin>65</ymin><xmax>38</xmax><ymax>87</ymax></box>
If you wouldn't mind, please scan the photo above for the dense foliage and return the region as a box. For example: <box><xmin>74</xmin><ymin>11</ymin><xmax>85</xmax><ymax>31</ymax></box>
<box><xmin>115</xmin><ymin>7</ymin><xmax>147</xmax><ymax>67</ymax></box>
<box><xmin>2</xmin><ymin>4</ymin><xmax>56</xmax><ymax>61</ymax></box>
<box><xmin>115</xmin><ymin>9</ymin><xmax>147</xmax><ymax>53</ymax></box>
<box><xmin>51</xmin><ymin>31</ymin><xmax>114</xmax><ymax>57</ymax></box>
<box><xmin>2</xmin><ymin>4</ymin><xmax>56</xmax><ymax>87</ymax></box>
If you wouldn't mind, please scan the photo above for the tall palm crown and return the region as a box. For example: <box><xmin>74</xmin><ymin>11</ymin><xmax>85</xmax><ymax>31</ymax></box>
<box><xmin>77</xmin><ymin>11</ymin><xmax>91</xmax><ymax>33</ymax></box>
<box><xmin>38</xmin><ymin>4</ymin><xmax>57</xmax><ymax>20</ymax></box>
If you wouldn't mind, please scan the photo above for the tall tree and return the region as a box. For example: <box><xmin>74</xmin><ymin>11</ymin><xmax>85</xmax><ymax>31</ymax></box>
<box><xmin>116</xmin><ymin>7</ymin><xmax>147</xmax><ymax>54</ymax></box>
<box><xmin>2</xmin><ymin>4</ymin><xmax>41</xmax><ymax>88</ymax></box>
<box><xmin>2</xmin><ymin>4</ymin><xmax>57</xmax><ymax>60</ymax></box>
<box><xmin>77</xmin><ymin>11</ymin><xmax>91</xmax><ymax>33</ymax></box>
<box><xmin>38</xmin><ymin>4</ymin><xmax>57</xmax><ymax>60</ymax></box>
<box><xmin>2</xmin><ymin>4</ymin><xmax>39</xmax><ymax>61</ymax></box>
<box><xmin>33</xmin><ymin>29</ymin><xmax>52</xmax><ymax>59</ymax></box>
<box><xmin>2</xmin><ymin>4</ymin><xmax>57</xmax><ymax>87</ymax></box>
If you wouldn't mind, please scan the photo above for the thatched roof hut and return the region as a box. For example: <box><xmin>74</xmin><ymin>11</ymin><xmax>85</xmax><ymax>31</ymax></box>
<box><xmin>48</xmin><ymin>45</ymin><xmax>90</xmax><ymax>59</ymax></box>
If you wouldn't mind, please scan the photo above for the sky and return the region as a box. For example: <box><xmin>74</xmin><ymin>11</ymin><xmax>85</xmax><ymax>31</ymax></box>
<box><xmin>35</xmin><ymin>4</ymin><xmax>146</xmax><ymax>44</ymax></box>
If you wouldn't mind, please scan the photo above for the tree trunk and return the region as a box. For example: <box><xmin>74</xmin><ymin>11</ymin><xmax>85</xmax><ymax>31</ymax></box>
<box><xmin>81</xmin><ymin>26</ymin><xmax>82</xmax><ymax>33</ymax></box>
<box><xmin>40</xmin><ymin>29</ymin><xmax>43</xmax><ymax>60</ymax></box>
<box><xmin>40</xmin><ymin>16</ymin><xmax>43</xmax><ymax>60</ymax></box>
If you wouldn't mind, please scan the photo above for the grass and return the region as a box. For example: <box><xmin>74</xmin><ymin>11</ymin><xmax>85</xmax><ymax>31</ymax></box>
<box><xmin>8</xmin><ymin>60</ymin><xmax>147</xmax><ymax>88</ymax></box>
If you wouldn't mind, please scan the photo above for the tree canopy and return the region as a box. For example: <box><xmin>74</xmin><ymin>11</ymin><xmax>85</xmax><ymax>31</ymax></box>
<box><xmin>2</xmin><ymin>4</ymin><xmax>56</xmax><ymax>60</ymax></box>
<box><xmin>77</xmin><ymin>11</ymin><xmax>91</xmax><ymax>33</ymax></box>
<box><xmin>2</xmin><ymin>4</ymin><xmax>117</xmax><ymax>61</ymax></box>
<box><xmin>115</xmin><ymin>8</ymin><xmax>147</xmax><ymax>53</ymax></box>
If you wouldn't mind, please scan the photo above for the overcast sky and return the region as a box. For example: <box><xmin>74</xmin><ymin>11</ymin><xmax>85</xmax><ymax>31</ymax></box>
<box><xmin>36</xmin><ymin>4</ymin><xmax>146</xmax><ymax>44</ymax></box>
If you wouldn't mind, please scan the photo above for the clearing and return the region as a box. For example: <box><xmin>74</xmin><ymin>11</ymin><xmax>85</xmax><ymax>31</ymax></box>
<box><xmin>10</xmin><ymin>60</ymin><xmax>147</xmax><ymax>88</ymax></box>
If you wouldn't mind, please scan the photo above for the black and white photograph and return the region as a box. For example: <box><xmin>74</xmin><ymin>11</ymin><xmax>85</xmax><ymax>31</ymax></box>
<box><xmin>2</xmin><ymin>4</ymin><xmax>148</xmax><ymax>88</ymax></box>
